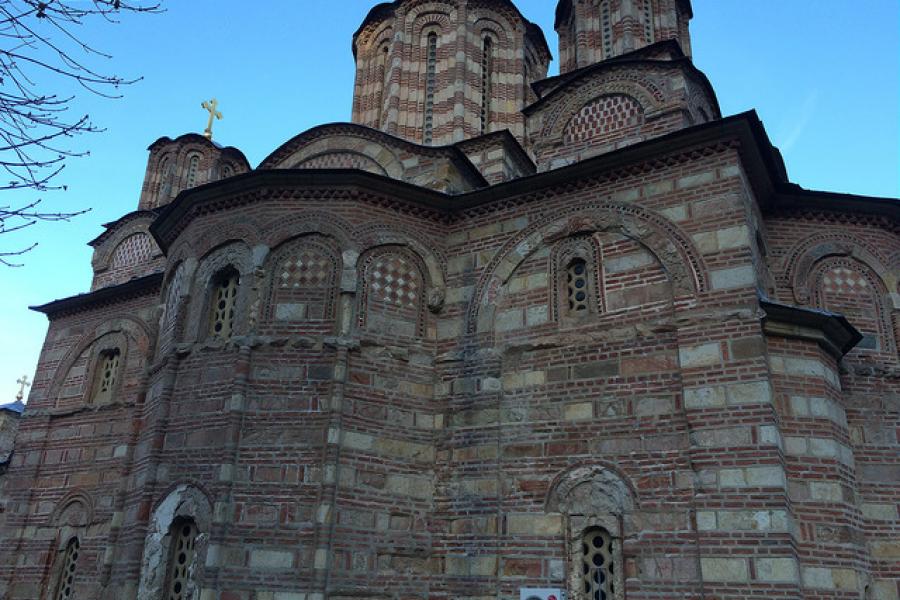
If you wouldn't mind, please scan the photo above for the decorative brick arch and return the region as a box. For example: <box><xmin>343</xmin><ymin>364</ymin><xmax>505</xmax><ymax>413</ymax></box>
<box><xmin>466</xmin><ymin>204</ymin><xmax>707</xmax><ymax>333</ymax></box>
<box><xmin>261</xmin><ymin>210</ymin><xmax>355</xmax><ymax>255</ymax></box>
<box><xmin>785</xmin><ymin>234</ymin><xmax>894</xmax><ymax>306</ymax></box>
<box><xmin>50</xmin><ymin>490</ymin><xmax>95</xmax><ymax>528</ymax></box>
<box><xmin>196</xmin><ymin>221</ymin><xmax>262</xmax><ymax>260</ymax></box>
<box><xmin>137</xmin><ymin>483</ymin><xmax>213</xmax><ymax>600</ymax></box>
<box><xmin>563</xmin><ymin>93</ymin><xmax>645</xmax><ymax>144</ymax></box>
<box><xmin>184</xmin><ymin>242</ymin><xmax>255</xmax><ymax>342</ymax></box>
<box><xmin>46</xmin><ymin>315</ymin><xmax>154</xmax><ymax>405</ymax></box>
<box><xmin>91</xmin><ymin>215</ymin><xmax>159</xmax><ymax>273</ymax></box>
<box><xmin>261</xmin><ymin>132</ymin><xmax>405</xmax><ymax>180</ymax></box>
<box><xmin>352</xmin><ymin>223</ymin><xmax>447</xmax><ymax>311</ymax></box>
<box><xmin>541</xmin><ymin>74</ymin><xmax>664</xmax><ymax>141</ymax></box>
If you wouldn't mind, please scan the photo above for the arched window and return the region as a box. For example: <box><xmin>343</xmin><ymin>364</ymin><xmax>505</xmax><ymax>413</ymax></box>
<box><xmin>567</xmin><ymin>258</ymin><xmax>590</xmax><ymax>313</ymax></box>
<box><xmin>164</xmin><ymin>519</ymin><xmax>199</xmax><ymax>600</ymax></box>
<box><xmin>52</xmin><ymin>537</ymin><xmax>80</xmax><ymax>600</ymax></box>
<box><xmin>158</xmin><ymin>156</ymin><xmax>175</xmax><ymax>205</ymax></box>
<box><xmin>423</xmin><ymin>32</ymin><xmax>438</xmax><ymax>144</ymax></box>
<box><xmin>641</xmin><ymin>0</ymin><xmax>655</xmax><ymax>44</ymax></box>
<box><xmin>480</xmin><ymin>36</ymin><xmax>494</xmax><ymax>134</ymax></box>
<box><xmin>600</xmin><ymin>0</ymin><xmax>613</xmax><ymax>58</ymax></box>
<box><xmin>374</xmin><ymin>43</ymin><xmax>389</xmax><ymax>127</ymax></box>
<box><xmin>209</xmin><ymin>268</ymin><xmax>240</xmax><ymax>339</ymax></box>
<box><xmin>186</xmin><ymin>154</ymin><xmax>201</xmax><ymax>188</ymax></box>
<box><xmin>582</xmin><ymin>527</ymin><xmax>615</xmax><ymax>600</ymax></box>
<box><xmin>220</xmin><ymin>163</ymin><xmax>234</xmax><ymax>180</ymax></box>
<box><xmin>91</xmin><ymin>348</ymin><xmax>121</xmax><ymax>404</ymax></box>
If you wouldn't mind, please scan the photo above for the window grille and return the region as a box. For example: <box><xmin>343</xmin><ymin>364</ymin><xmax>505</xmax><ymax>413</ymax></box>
<box><xmin>582</xmin><ymin>528</ymin><xmax>614</xmax><ymax>600</ymax></box>
<box><xmin>480</xmin><ymin>36</ymin><xmax>494</xmax><ymax>134</ymax></box>
<box><xmin>186</xmin><ymin>155</ymin><xmax>200</xmax><ymax>187</ymax></box>
<box><xmin>567</xmin><ymin>259</ymin><xmax>590</xmax><ymax>312</ymax></box>
<box><xmin>164</xmin><ymin>521</ymin><xmax>198</xmax><ymax>600</ymax></box>
<box><xmin>423</xmin><ymin>32</ymin><xmax>438</xmax><ymax>144</ymax></box>
<box><xmin>210</xmin><ymin>271</ymin><xmax>239</xmax><ymax>338</ymax></box>
<box><xmin>601</xmin><ymin>1</ymin><xmax>613</xmax><ymax>57</ymax></box>
<box><xmin>53</xmin><ymin>538</ymin><xmax>80</xmax><ymax>600</ymax></box>
<box><xmin>92</xmin><ymin>349</ymin><xmax>121</xmax><ymax>404</ymax></box>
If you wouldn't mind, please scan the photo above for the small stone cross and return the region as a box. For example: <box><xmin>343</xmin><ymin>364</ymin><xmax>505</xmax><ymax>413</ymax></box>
<box><xmin>15</xmin><ymin>375</ymin><xmax>30</xmax><ymax>401</ymax></box>
<box><xmin>201</xmin><ymin>98</ymin><xmax>223</xmax><ymax>140</ymax></box>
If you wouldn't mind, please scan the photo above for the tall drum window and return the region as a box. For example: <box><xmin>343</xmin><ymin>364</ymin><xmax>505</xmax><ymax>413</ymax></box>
<box><xmin>92</xmin><ymin>348</ymin><xmax>121</xmax><ymax>404</ymax></box>
<box><xmin>642</xmin><ymin>0</ymin><xmax>655</xmax><ymax>43</ymax></box>
<box><xmin>53</xmin><ymin>538</ymin><xmax>80</xmax><ymax>600</ymax></box>
<box><xmin>601</xmin><ymin>1</ymin><xmax>613</xmax><ymax>58</ymax></box>
<box><xmin>567</xmin><ymin>259</ymin><xmax>590</xmax><ymax>313</ymax></box>
<box><xmin>423</xmin><ymin>32</ymin><xmax>438</xmax><ymax>144</ymax></box>
<box><xmin>480</xmin><ymin>36</ymin><xmax>494</xmax><ymax>134</ymax></box>
<box><xmin>210</xmin><ymin>269</ymin><xmax>239</xmax><ymax>339</ymax></box>
<box><xmin>582</xmin><ymin>528</ymin><xmax>614</xmax><ymax>600</ymax></box>
<box><xmin>375</xmin><ymin>44</ymin><xmax>389</xmax><ymax>127</ymax></box>
<box><xmin>164</xmin><ymin>520</ymin><xmax>199</xmax><ymax>600</ymax></box>
<box><xmin>186</xmin><ymin>155</ymin><xmax>200</xmax><ymax>187</ymax></box>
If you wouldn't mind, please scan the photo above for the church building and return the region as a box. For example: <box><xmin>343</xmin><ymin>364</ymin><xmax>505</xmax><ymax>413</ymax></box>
<box><xmin>1</xmin><ymin>1</ymin><xmax>898</xmax><ymax>599</ymax></box>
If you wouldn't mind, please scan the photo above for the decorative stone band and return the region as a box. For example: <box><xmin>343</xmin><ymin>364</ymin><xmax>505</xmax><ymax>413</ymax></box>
<box><xmin>759</xmin><ymin>297</ymin><xmax>862</xmax><ymax>359</ymax></box>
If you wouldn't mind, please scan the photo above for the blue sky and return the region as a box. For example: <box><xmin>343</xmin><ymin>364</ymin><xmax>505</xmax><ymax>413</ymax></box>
<box><xmin>1</xmin><ymin>0</ymin><xmax>898</xmax><ymax>403</ymax></box>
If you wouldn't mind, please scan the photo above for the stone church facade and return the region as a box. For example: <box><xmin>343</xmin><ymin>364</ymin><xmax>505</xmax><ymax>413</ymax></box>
<box><xmin>1</xmin><ymin>1</ymin><xmax>898</xmax><ymax>599</ymax></box>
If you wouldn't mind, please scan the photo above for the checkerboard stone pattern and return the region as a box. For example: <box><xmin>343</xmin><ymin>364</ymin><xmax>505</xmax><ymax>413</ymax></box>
<box><xmin>564</xmin><ymin>94</ymin><xmax>643</xmax><ymax>144</ymax></box>
<box><xmin>369</xmin><ymin>254</ymin><xmax>419</xmax><ymax>308</ymax></box>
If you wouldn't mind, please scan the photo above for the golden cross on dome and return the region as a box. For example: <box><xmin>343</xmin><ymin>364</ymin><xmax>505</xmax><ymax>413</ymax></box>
<box><xmin>15</xmin><ymin>375</ymin><xmax>30</xmax><ymax>401</ymax></box>
<box><xmin>201</xmin><ymin>98</ymin><xmax>223</xmax><ymax>140</ymax></box>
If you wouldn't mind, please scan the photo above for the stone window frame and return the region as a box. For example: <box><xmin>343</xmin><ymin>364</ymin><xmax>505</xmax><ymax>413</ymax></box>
<box><xmin>547</xmin><ymin>465</ymin><xmax>636</xmax><ymax>600</ymax></box>
<box><xmin>639</xmin><ymin>0</ymin><xmax>655</xmax><ymax>45</ymax></box>
<box><xmin>90</xmin><ymin>347</ymin><xmax>122</xmax><ymax>405</ymax></box>
<box><xmin>83</xmin><ymin>331</ymin><xmax>128</xmax><ymax>406</ymax></box>
<box><xmin>157</xmin><ymin>153</ymin><xmax>176</xmax><ymax>206</ymax></box>
<box><xmin>162</xmin><ymin>518</ymin><xmax>200</xmax><ymax>600</ymax></box>
<box><xmin>550</xmin><ymin>235</ymin><xmax>603</xmax><ymax>324</ymax></box>
<box><xmin>137</xmin><ymin>484</ymin><xmax>211</xmax><ymax>600</ymax></box>
<box><xmin>48</xmin><ymin>536</ymin><xmax>80</xmax><ymax>600</ymax></box>
<box><xmin>373</xmin><ymin>40</ymin><xmax>391</xmax><ymax>128</ymax></box>
<box><xmin>598</xmin><ymin>0</ymin><xmax>613</xmax><ymax>58</ymax></box>
<box><xmin>206</xmin><ymin>266</ymin><xmax>241</xmax><ymax>340</ymax></box>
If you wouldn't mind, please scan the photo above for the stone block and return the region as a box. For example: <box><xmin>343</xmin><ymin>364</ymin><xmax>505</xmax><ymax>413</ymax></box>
<box><xmin>755</xmin><ymin>558</ymin><xmax>798</xmax><ymax>582</ymax></box>
<box><xmin>249</xmin><ymin>549</ymin><xmax>293</xmax><ymax>570</ymax></box>
<box><xmin>507</xmin><ymin>513</ymin><xmax>563</xmax><ymax>535</ymax></box>
<box><xmin>700</xmin><ymin>557</ymin><xmax>748</xmax><ymax>582</ymax></box>
<box><xmin>684</xmin><ymin>385</ymin><xmax>725</xmax><ymax>409</ymax></box>
<box><xmin>710</xmin><ymin>265</ymin><xmax>756</xmax><ymax>290</ymax></box>
<box><xmin>564</xmin><ymin>402</ymin><xmax>593</xmax><ymax>421</ymax></box>
<box><xmin>635</xmin><ymin>397</ymin><xmax>673</xmax><ymax>416</ymax></box>
<box><xmin>679</xmin><ymin>343</ymin><xmax>721</xmax><ymax>368</ymax></box>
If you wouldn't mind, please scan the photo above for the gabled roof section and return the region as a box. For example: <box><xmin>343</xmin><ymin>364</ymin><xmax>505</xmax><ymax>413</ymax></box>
<box><xmin>0</xmin><ymin>400</ymin><xmax>24</xmax><ymax>415</ymax></box>
<box><xmin>258</xmin><ymin>122</ymin><xmax>489</xmax><ymax>192</ymax></box>
<box><xmin>528</xmin><ymin>39</ymin><xmax>720</xmax><ymax>118</ymax></box>
<box><xmin>88</xmin><ymin>210</ymin><xmax>160</xmax><ymax>248</ymax></box>
<box><xmin>31</xmin><ymin>273</ymin><xmax>163</xmax><ymax>319</ymax></box>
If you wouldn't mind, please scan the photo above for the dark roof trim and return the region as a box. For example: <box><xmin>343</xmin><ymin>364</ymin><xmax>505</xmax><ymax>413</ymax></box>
<box><xmin>150</xmin><ymin>111</ymin><xmax>898</xmax><ymax>251</ymax></box>
<box><xmin>88</xmin><ymin>209</ymin><xmax>160</xmax><ymax>247</ymax></box>
<box><xmin>352</xmin><ymin>0</ymin><xmax>552</xmax><ymax>60</ymax></box>
<box><xmin>760</xmin><ymin>298</ymin><xmax>862</xmax><ymax>358</ymax></box>
<box><xmin>257</xmin><ymin>122</ymin><xmax>489</xmax><ymax>188</ymax></box>
<box><xmin>0</xmin><ymin>400</ymin><xmax>25</xmax><ymax>415</ymax></box>
<box><xmin>31</xmin><ymin>273</ymin><xmax>163</xmax><ymax>319</ymax></box>
<box><xmin>148</xmin><ymin>133</ymin><xmax>251</xmax><ymax>169</ymax></box>
<box><xmin>454</xmin><ymin>129</ymin><xmax>536</xmax><ymax>175</ymax></box>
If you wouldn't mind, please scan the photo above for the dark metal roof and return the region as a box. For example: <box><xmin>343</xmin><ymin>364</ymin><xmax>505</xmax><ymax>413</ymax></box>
<box><xmin>760</xmin><ymin>298</ymin><xmax>863</xmax><ymax>358</ymax></box>
<box><xmin>30</xmin><ymin>273</ymin><xmax>164</xmax><ymax>319</ymax></box>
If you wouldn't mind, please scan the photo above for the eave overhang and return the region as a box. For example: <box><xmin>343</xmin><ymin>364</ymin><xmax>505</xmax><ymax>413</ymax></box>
<box><xmin>30</xmin><ymin>273</ymin><xmax>163</xmax><ymax>320</ymax></box>
<box><xmin>88</xmin><ymin>209</ymin><xmax>160</xmax><ymax>247</ymax></box>
<box><xmin>149</xmin><ymin>110</ymin><xmax>899</xmax><ymax>253</ymax></box>
<box><xmin>761</xmin><ymin>298</ymin><xmax>863</xmax><ymax>358</ymax></box>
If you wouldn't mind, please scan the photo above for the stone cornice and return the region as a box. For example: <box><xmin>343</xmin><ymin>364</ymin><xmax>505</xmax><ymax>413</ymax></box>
<box><xmin>760</xmin><ymin>298</ymin><xmax>862</xmax><ymax>358</ymax></box>
<box><xmin>30</xmin><ymin>273</ymin><xmax>163</xmax><ymax>320</ymax></box>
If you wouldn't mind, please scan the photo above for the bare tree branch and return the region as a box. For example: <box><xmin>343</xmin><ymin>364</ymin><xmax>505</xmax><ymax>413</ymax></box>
<box><xmin>0</xmin><ymin>0</ymin><xmax>162</xmax><ymax>265</ymax></box>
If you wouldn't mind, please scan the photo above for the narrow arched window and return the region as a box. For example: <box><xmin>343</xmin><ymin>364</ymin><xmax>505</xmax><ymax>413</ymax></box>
<box><xmin>480</xmin><ymin>36</ymin><xmax>494</xmax><ymax>134</ymax></box>
<box><xmin>374</xmin><ymin>44</ymin><xmax>389</xmax><ymax>127</ymax></box>
<box><xmin>186</xmin><ymin>155</ymin><xmax>200</xmax><ymax>188</ymax></box>
<box><xmin>164</xmin><ymin>519</ymin><xmax>199</xmax><ymax>600</ymax></box>
<box><xmin>158</xmin><ymin>156</ymin><xmax>175</xmax><ymax>205</ymax></box>
<box><xmin>423</xmin><ymin>32</ymin><xmax>438</xmax><ymax>144</ymax></box>
<box><xmin>642</xmin><ymin>0</ymin><xmax>655</xmax><ymax>44</ymax></box>
<box><xmin>582</xmin><ymin>527</ymin><xmax>614</xmax><ymax>600</ymax></box>
<box><xmin>600</xmin><ymin>0</ymin><xmax>613</xmax><ymax>58</ymax></box>
<box><xmin>53</xmin><ymin>538</ymin><xmax>80</xmax><ymax>600</ymax></box>
<box><xmin>567</xmin><ymin>259</ymin><xmax>590</xmax><ymax>313</ymax></box>
<box><xmin>92</xmin><ymin>348</ymin><xmax>121</xmax><ymax>404</ymax></box>
<box><xmin>209</xmin><ymin>269</ymin><xmax>240</xmax><ymax>339</ymax></box>
<box><xmin>220</xmin><ymin>163</ymin><xmax>234</xmax><ymax>180</ymax></box>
